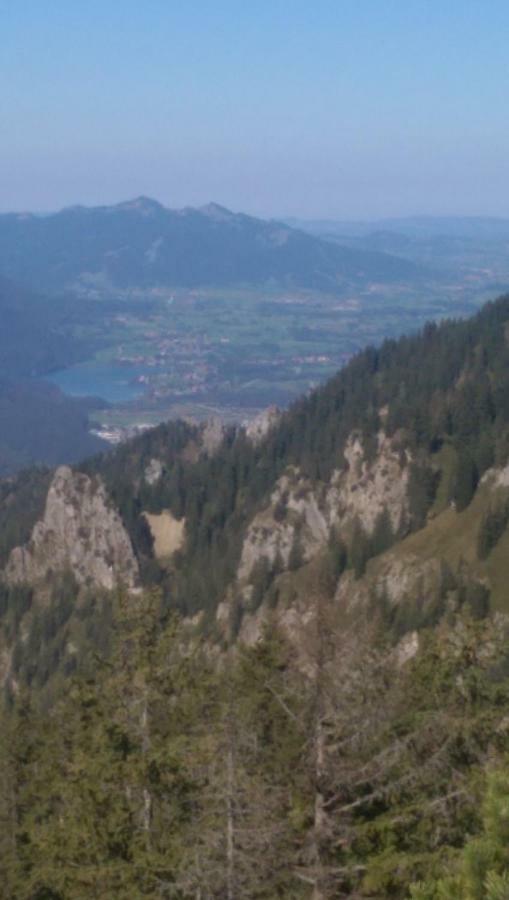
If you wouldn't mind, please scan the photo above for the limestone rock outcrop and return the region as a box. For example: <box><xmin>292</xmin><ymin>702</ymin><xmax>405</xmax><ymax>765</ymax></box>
<box><xmin>237</xmin><ymin>431</ymin><xmax>410</xmax><ymax>593</ymax></box>
<box><xmin>5</xmin><ymin>466</ymin><xmax>139</xmax><ymax>590</ymax></box>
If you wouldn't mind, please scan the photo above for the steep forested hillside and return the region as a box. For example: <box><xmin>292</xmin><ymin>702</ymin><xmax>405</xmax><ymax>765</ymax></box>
<box><xmin>0</xmin><ymin>276</ymin><xmax>107</xmax><ymax>475</ymax></box>
<box><xmin>0</xmin><ymin>275</ymin><xmax>89</xmax><ymax>378</ymax></box>
<box><xmin>3</xmin><ymin>595</ymin><xmax>509</xmax><ymax>898</ymax></box>
<box><xmin>2</xmin><ymin>295</ymin><xmax>509</xmax><ymax>897</ymax></box>
<box><xmin>85</xmin><ymin>292</ymin><xmax>509</xmax><ymax>619</ymax></box>
<box><xmin>0</xmin><ymin>380</ymin><xmax>107</xmax><ymax>478</ymax></box>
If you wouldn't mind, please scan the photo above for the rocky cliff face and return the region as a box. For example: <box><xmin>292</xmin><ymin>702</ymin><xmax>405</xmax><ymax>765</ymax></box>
<box><xmin>236</xmin><ymin>431</ymin><xmax>409</xmax><ymax>591</ymax></box>
<box><xmin>333</xmin><ymin>555</ymin><xmax>451</xmax><ymax>615</ymax></box>
<box><xmin>327</xmin><ymin>432</ymin><xmax>410</xmax><ymax>535</ymax></box>
<box><xmin>237</xmin><ymin>469</ymin><xmax>328</xmax><ymax>585</ymax></box>
<box><xmin>244</xmin><ymin>406</ymin><xmax>280</xmax><ymax>445</ymax></box>
<box><xmin>5</xmin><ymin>466</ymin><xmax>139</xmax><ymax>590</ymax></box>
<box><xmin>229</xmin><ymin>431</ymin><xmax>412</xmax><ymax>641</ymax></box>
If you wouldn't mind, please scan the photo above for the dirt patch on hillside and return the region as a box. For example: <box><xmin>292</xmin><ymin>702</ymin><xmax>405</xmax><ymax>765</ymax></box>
<box><xmin>143</xmin><ymin>511</ymin><xmax>185</xmax><ymax>559</ymax></box>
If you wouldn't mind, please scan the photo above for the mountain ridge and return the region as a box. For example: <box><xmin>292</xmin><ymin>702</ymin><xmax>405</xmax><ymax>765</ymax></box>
<box><xmin>0</xmin><ymin>197</ymin><xmax>426</xmax><ymax>295</ymax></box>
<box><xmin>2</xmin><ymin>293</ymin><xmax>509</xmax><ymax>895</ymax></box>
<box><xmin>2</xmin><ymin>292</ymin><xmax>509</xmax><ymax>636</ymax></box>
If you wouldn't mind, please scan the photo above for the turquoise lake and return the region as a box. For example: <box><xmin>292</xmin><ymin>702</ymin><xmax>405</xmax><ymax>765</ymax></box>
<box><xmin>47</xmin><ymin>361</ymin><xmax>146</xmax><ymax>404</ymax></box>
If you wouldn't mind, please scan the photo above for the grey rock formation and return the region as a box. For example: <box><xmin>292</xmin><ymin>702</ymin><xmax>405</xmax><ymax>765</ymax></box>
<box><xmin>244</xmin><ymin>406</ymin><xmax>280</xmax><ymax>445</ymax></box>
<box><xmin>144</xmin><ymin>457</ymin><xmax>163</xmax><ymax>486</ymax></box>
<box><xmin>6</xmin><ymin>466</ymin><xmax>139</xmax><ymax>590</ymax></box>
<box><xmin>237</xmin><ymin>431</ymin><xmax>409</xmax><ymax>588</ymax></box>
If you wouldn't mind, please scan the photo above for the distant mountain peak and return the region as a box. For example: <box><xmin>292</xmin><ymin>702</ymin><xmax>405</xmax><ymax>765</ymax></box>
<box><xmin>0</xmin><ymin>198</ymin><xmax>424</xmax><ymax>294</ymax></box>
<box><xmin>114</xmin><ymin>196</ymin><xmax>165</xmax><ymax>215</ymax></box>
<box><xmin>199</xmin><ymin>202</ymin><xmax>235</xmax><ymax>221</ymax></box>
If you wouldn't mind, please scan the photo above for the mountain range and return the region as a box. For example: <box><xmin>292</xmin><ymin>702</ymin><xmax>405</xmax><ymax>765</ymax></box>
<box><xmin>0</xmin><ymin>197</ymin><xmax>424</xmax><ymax>295</ymax></box>
<box><xmin>288</xmin><ymin>214</ymin><xmax>509</xmax><ymax>241</ymax></box>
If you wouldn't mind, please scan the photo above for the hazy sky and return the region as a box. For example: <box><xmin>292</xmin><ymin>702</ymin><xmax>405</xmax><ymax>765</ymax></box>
<box><xmin>2</xmin><ymin>1</ymin><xmax>509</xmax><ymax>219</ymax></box>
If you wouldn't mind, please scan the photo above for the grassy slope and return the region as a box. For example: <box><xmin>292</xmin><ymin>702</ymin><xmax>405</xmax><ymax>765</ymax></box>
<box><xmin>378</xmin><ymin>471</ymin><xmax>509</xmax><ymax>612</ymax></box>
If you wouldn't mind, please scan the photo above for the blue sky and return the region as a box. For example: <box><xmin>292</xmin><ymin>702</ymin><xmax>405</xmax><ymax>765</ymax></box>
<box><xmin>1</xmin><ymin>1</ymin><xmax>509</xmax><ymax>218</ymax></box>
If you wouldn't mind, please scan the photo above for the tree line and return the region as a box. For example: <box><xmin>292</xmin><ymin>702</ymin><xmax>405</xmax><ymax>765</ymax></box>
<box><xmin>2</xmin><ymin>588</ymin><xmax>509</xmax><ymax>898</ymax></box>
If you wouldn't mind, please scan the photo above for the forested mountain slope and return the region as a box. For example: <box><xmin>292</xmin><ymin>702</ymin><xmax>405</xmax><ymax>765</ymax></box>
<box><xmin>0</xmin><ymin>275</ymin><xmax>84</xmax><ymax>378</ymax></box>
<box><xmin>2</xmin><ymin>295</ymin><xmax>509</xmax><ymax>896</ymax></box>
<box><xmin>0</xmin><ymin>276</ymin><xmax>107</xmax><ymax>475</ymax></box>
<box><xmin>88</xmin><ymin>291</ymin><xmax>509</xmax><ymax>623</ymax></box>
<box><xmin>2</xmin><ymin>293</ymin><xmax>509</xmax><ymax>661</ymax></box>
<box><xmin>0</xmin><ymin>380</ymin><xmax>106</xmax><ymax>478</ymax></box>
<box><xmin>0</xmin><ymin>198</ymin><xmax>424</xmax><ymax>294</ymax></box>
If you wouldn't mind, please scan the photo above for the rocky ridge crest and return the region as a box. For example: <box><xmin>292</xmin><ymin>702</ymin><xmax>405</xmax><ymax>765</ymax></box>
<box><xmin>5</xmin><ymin>466</ymin><xmax>139</xmax><ymax>590</ymax></box>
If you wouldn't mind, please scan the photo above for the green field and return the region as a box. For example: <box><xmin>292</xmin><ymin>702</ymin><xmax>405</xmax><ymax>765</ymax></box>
<box><xmin>49</xmin><ymin>278</ymin><xmax>490</xmax><ymax>435</ymax></box>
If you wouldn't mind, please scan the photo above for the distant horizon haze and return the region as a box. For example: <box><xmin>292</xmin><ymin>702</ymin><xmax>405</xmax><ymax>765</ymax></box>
<box><xmin>2</xmin><ymin>195</ymin><xmax>509</xmax><ymax>226</ymax></box>
<box><xmin>2</xmin><ymin>2</ymin><xmax>509</xmax><ymax>219</ymax></box>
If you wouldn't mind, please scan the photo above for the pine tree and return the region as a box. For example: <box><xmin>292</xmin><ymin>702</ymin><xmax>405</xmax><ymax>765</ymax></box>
<box><xmin>371</xmin><ymin>507</ymin><xmax>394</xmax><ymax>557</ymax></box>
<box><xmin>173</xmin><ymin>627</ymin><xmax>305</xmax><ymax>899</ymax></box>
<box><xmin>3</xmin><ymin>591</ymin><xmax>207</xmax><ymax>898</ymax></box>
<box><xmin>453</xmin><ymin>449</ymin><xmax>478</xmax><ymax>512</ymax></box>
<box><xmin>410</xmin><ymin>767</ymin><xmax>509</xmax><ymax>900</ymax></box>
<box><xmin>0</xmin><ymin>689</ymin><xmax>42</xmax><ymax>898</ymax></box>
<box><xmin>349</xmin><ymin>519</ymin><xmax>371</xmax><ymax>578</ymax></box>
